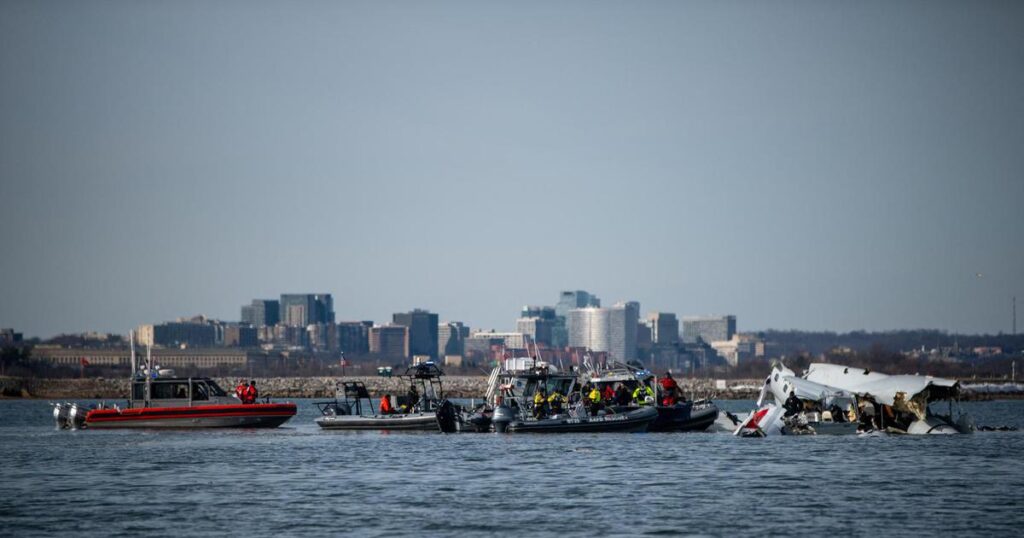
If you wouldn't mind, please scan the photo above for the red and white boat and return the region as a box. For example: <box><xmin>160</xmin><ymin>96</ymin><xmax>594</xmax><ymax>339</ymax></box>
<box><xmin>53</xmin><ymin>333</ymin><xmax>296</xmax><ymax>429</ymax></box>
<box><xmin>80</xmin><ymin>377</ymin><xmax>296</xmax><ymax>429</ymax></box>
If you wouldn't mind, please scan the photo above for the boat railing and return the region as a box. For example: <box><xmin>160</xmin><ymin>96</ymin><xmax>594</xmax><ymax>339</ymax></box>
<box><xmin>484</xmin><ymin>366</ymin><xmax>501</xmax><ymax>404</ymax></box>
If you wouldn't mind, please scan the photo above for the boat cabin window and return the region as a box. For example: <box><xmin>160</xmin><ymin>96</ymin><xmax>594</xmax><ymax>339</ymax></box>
<box><xmin>203</xmin><ymin>380</ymin><xmax>228</xmax><ymax>397</ymax></box>
<box><xmin>190</xmin><ymin>381</ymin><xmax>209</xmax><ymax>401</ymax></box>
<box><xmin>152</xmin><ymin>382</ymin><xmax>190</xmax><ymax>400</ymax></box>
<box><xmin>546</xmin><ymin>378</ymin><xmax>574</xmax><ymax>394</ymax></box>
<box><xmin>131</xmin><ymin>381</ymin><xmax>191</xmax><ymax>400</ymax></box>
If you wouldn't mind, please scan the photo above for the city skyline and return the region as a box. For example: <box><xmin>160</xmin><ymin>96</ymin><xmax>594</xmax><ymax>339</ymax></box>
<box><xmin>2</xmin><ymin>2</ymin><xmax>1022</xmax><ymax>338</ymax></box>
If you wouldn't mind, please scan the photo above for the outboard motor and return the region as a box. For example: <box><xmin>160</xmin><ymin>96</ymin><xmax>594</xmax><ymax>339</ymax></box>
<box><xmin>436</xmin><ymin>399</ymin><xmax>459</xmax><ymax>433</ymax></box>
<box><xmin>53</xmin><ymin>403</ymin><xmax>70</xmax><ymax>429</ymax></box>
<box><xmin>491</xmin><ymin>404</ymin><xmax>515</xmax><ymax>433</ymax></box>
<box><xmin>68</xmin><ymin>403</ymin><xmax>88</xmax><ymax>429</ymax></box>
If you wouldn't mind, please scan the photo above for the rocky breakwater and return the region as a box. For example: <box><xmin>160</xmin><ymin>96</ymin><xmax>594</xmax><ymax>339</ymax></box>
<box><xmin>2</xmin><ymin>375</ymin><xmax>762</xmax><ymax>400</ymax></box>
<box><xmin>0</xmin><ymin>376</ymin><xmax>491</xmax><ymax>400</ymax></box>
<box><xmin>249</xmin><ymin>376</ymin><xmax>489</xmax><ymax>399</ymax></box>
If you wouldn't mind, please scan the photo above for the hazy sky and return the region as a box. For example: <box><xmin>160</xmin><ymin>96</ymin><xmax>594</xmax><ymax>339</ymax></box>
<box><xmin>2</xmin><ymin>1</ymin><xmax>1022</xmax><ymax>338</ymax></box>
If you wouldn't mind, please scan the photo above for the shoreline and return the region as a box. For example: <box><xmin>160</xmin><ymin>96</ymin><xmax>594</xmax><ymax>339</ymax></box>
<box><xmin>2</xmin><ymin>376</ymin><xmax>1020</xmax><ymax>401</ymax></box>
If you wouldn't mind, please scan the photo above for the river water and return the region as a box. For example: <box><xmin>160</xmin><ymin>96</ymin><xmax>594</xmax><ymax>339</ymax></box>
<box><xmin>1</xmin><ymin>399</ymin><xmax>1023</xmax><ymax>537</ymax></box>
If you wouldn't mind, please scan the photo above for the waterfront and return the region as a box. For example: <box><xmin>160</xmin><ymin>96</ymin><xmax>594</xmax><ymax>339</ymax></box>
<box><xmin>2</xmin><ymin>400</ymin><xmax>1024</xmax><ymax>536</ymax></box>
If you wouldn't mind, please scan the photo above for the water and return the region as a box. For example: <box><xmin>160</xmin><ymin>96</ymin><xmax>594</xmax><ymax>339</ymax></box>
<box><xmin>2</xmin><ymin>399</ymin><xmax>1023</xmax><ymax>537</ymax></box>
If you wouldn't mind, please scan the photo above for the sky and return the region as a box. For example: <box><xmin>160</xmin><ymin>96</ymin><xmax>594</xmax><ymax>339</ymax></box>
<box><xmin>1</xmin><ymin>1</ymin><xmax>1022</xmax><ymax>338</ymax></box>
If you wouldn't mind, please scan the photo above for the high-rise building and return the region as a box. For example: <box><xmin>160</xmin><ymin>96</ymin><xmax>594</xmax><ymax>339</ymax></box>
<box><xmin>568</xmin><ymin>307</ymin><xmax>610</xmax><ymax>354</ymax></box>
<box><xmin>438</xmin><ymin>321</ymin><xmax>470</xmax><ymax>358</ymax></box>
<box><xmin>392</xmin><ymin>309</ymin><xmax>439</xmax><ymax>360</ymax></box>
<box><xmin>279</xmin><ymin>294</ymin><xmax>334</xmax><ymax>327</ymax></box>
<box><xmin>516</xmin><ymin>317</ymin><xmax>554</xmax><ymax>346</ymax></box>
<box><xmin>682</xmin><ymin>315</ymin><xmax>736</xmax><ymax>344</ymax></box>
<box><xmin>521</xmin><ymin>305</ymin><xmax>557</xmax><ymax>320</ymax></box>
<box><xmin>608</xmin><ymin>301</ymin><xmax>639</xmax><ymax>362</ymax></box>
<box><xmin>369</xmin><ymin>325</ymin><xmax>409</xmax><ymax>358</ymax></box>
<box><xmin>240</xmin><ymin>299</ymin><xmax>280</xmax><ymax>327</ymax></box>
<box><xmin>137</xmin><ymin>320</ymin><xmax>216</xmax><ymax>348</ymax></box>
<box><xmin>553</xmin><ymin>290</ymin><xmax>600</xmax><ymax>347</ymax></box>
<box><xmin>649</xmin><ymin>312</ymin><xmax>679</xmax><ymax>345</ymax></box>
<box><xmin>223</xmin><ymin>324</ymin><xmax>258</xmax><ymax>347</ymax></box>
<box><xmin>468</xmin><ymin>331</ymin><xmax>532</xmax><ymax>351</ymax></box>
<box><xmin>337</xmin><ymin>321</ymin><xmax>372</xmax><ymax>355</ymax></box>
<box><xmin>568</xmin><ymin>301</ymin><xmax>639</xmax><ymax>361</ymax></box>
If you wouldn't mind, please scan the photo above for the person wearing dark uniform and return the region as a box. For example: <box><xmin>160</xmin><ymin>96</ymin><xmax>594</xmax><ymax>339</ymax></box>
<box><xmin>783</xmin><ymin>391</ymin><xmax>802</xmax><ymax>417</ymax></box>
<box><xmin>614</xmin><ymin>384</ymin><xmax>631</xmax><ymax>406</ymax></box>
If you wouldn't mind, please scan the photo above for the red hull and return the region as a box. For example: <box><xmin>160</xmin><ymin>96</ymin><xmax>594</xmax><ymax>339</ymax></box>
<box><xmin>85</xmin><ymin>403</ymin><xmax>297</xmax><ymax>428</ymax></box>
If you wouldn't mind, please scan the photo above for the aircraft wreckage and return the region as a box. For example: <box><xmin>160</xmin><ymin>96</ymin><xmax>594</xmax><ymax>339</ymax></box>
<box><xmin>736</xmin><ymin>362</ymin><xmax>975</xmax><ymax>436</ymax></box>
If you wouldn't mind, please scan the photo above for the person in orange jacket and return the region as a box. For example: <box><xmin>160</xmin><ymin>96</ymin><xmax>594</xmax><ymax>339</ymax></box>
<box><xmin>659</xmin><ymin>372</ymin><xmax>679</xmax><ymax>406</ymax></box>
<box><xmin>243</xmin><ymin>381</ymin><xmax>258</xmax><ymax>404</ymax></box>
<box><xmin>235</xmin><ymin>380</ymin><xmax>247</xmax><ymax>401</ymax></box>
<box><xmin>379</xmin><ymin>394</ymin><xmax>394</xmax><ymax>415</ymax></box>
<box><xmin>602</xmin><ymin>384</ymin><xmax>615</xmax><ymax>403</ymax></box>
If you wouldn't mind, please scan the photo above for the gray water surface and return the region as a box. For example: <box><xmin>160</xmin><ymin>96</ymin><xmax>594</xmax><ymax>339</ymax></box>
<box><xmin>1</xmin><ymin>399</ymin><xmax>1023</xmax><ymax>537</ymax></box>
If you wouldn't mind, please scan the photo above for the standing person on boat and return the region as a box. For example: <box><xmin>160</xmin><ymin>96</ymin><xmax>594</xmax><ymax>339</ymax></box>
<box><xmin>632</xmin><ymin>384</ymin><xmax>654</xmax><ymax>406</ymax></box>
<box><xmin>601</xmin><ymin>384</ymin><xmax>615</xmax><ymax>403</ymax></box>
<box><xmin>379</xmin><ymin>394</ymin><xmax>394</xmax><ymax>415</ymax></box>
<box><xmin>614</xmin><ymin>384</ymin><xmax>631</xmax><ymax>406</ymax></box>
<box><xmin>659</xmin><ymin>372</ymin><xmax>679</xmax><ymax>406</ymax></box>
<box><xmin>587</xmin><ymin>385</ymin><xmax>602</xmax><ymax>416</ymax></box>
<box><xmin>783</xmin><ymin>390</ymin><xmax>802</xmax><ymax>417</ymax></box>
<box><xmin>235</xmin><ymin>379</ymin><xmax>247</xmax><ymax>401</ymax></box>
<box><xmin>243</xmin><ymin>381</ymin><xmax>258</xmax><ymax>404</ymax></box>
<box><xmin>533</xmin><ymin>388</ymin><xmax>547</xmax><ymax>419</ymax></box>
<box><xmin>547</xmin><ymin>389</ymin><xmax>565</xmax><ymax>415</ymax></box>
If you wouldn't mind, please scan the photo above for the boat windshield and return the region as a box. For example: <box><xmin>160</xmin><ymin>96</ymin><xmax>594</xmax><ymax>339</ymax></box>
<box><xmin>204</xmin><ymin>380</ymin><xmax>228</xmax><ymax>397</ymax></box>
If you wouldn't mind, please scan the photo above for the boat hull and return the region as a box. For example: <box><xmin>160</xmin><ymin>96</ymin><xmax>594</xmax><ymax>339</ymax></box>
<box><xmin>648</xmin><ymin>401</ymin><xmax>721</xmax><ymax>432</ymax></box>
<box><xmin>84</xmin><ymin>403</ymin><xmax>297</xmax><ymax>429</ymax></box>
<box><xmin>506</xmin><ymin>407</ymin><xmax>658</xmax><ymax>433</ymax></box>
<box><xmin>316</xmin><ymin>413</ymin><xmax>438</xmax><ymax>431</ymax></box>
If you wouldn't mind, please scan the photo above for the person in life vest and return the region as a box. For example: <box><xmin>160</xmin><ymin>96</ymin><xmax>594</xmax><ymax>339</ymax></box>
<box><xmin>587</xmin><ymin>386</ymin><xmax>603</xmax><ymax>416</ymax></box>
<box><xmin>547</xmin><ymin>390</ymin><xmax>565</xmax><ymax>415</ymax></box>
<box><xmin>602</xmin><ymin>384</ymin><xmax>615</xmax><ymax>403</ymax></box>
<box><xmin>632</xmin><ymin>384</ymin><xmax>654</xmax><ymax>406</ymax></box>
<box><xmin>235</xmin><ymin>380</ymin><xmax>247</xmax><ymax>401</ymax></box>
<box><xmin>659</xmin><ymin>372</ymin><xmax>679</xmax><ymax>406</ymax></box>
<box><xmin>533</xmin><ymin>388</ymin><xmax>547</xmax><ymax>419</ymax></box>
<box><xmin>379</xmin><ymin>394</ymin><xmax>394</xmax><ymax>415</ymax></box>
<box><xmin>243</xmin><ymin>381</ymin><xmax>258</xmax><ymax>404</ymax></box>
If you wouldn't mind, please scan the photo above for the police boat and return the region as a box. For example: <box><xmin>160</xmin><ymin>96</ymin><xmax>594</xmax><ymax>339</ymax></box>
<box><xmin>315</xmin><ymin>362</ymin><xmax>447</xmax><ymax>431</ymax></box>
<box><xmin>438</xmin><ymin>357</ymin><xmax>658</xmax><ymax>434</ymax></box>
<box><xmin>53</xmin><ymin>335</ymin><xmax>296</xmax><ymax>429</ymax></box>
<box><xmin>583</xmin><ymin>360</ymin><xmax>720</xmax><ymax>432</ymax></box>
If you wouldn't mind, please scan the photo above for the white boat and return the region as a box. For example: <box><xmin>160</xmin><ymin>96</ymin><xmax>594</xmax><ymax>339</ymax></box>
<box><xmin>315</xmin><ymin>362</ymin><xmax>446</xmax><ymax>431</ymax></box>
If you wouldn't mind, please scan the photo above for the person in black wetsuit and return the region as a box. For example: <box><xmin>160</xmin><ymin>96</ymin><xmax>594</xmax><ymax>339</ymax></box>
<box><xmin>783</xmin><ymin>391</ymin><xmax>802</xmax><ymax>417</ymax></box>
